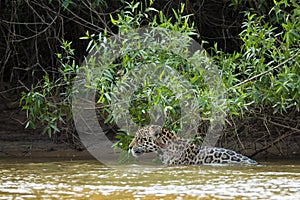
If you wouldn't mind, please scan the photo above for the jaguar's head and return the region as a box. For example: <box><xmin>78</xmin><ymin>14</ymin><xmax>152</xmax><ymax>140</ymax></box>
<box><xmin>129</xmin><ymin>125</ymin><xmax>177</xmax><ymax>157</ymax></box>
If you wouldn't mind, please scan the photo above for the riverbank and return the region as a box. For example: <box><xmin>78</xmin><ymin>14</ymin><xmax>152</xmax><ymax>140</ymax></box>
<box><xmin>0</xmin><ymin>140</ymin><xmax>93</xmax><ymax>159</ymax></box>
<box><xmin>0</xmin><ymin>106</ymin><xmax>92</xmax><ymax>159</ymax></box>
<box><xmin>0</xmin><ymin>104</ymin><xmax>299</xmax><ymax>160</ymax></box>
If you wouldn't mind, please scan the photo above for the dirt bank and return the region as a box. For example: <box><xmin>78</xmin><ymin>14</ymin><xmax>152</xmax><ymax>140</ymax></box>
<box><xmin>0</xmin><ymin>105</ymin><xmax>93</xmax><ymax>159</ymax></box>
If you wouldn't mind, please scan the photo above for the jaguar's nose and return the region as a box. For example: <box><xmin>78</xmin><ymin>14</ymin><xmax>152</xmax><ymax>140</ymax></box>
<box><xmin>131</xmin><ymin>147</ymin><xmax>144</xmax><ymax>157</ymax></box>
<box><xmin>134</xmin><ymin>148</ymin><xmax>144</xmax><ymax>154</ymax></box>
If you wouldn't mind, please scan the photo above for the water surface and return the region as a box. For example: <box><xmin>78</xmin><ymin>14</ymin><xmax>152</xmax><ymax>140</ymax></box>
<box><xmin>0</xmin><ymin>158</ymin><xmax>299</xmax><ymax>199</ymax></box>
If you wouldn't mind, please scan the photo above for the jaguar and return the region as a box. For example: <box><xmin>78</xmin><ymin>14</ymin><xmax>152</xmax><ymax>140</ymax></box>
<box><xmin>129</xmin><ymin>125</ymin><xmax>257</xmax><ymax>165</ymax></box>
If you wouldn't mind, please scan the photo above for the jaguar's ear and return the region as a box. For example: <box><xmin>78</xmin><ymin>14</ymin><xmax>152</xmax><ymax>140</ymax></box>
<box><xmin>150</xmin><ymin>125</ymin><xmax>162</xmax><ymax>139</ymax></box>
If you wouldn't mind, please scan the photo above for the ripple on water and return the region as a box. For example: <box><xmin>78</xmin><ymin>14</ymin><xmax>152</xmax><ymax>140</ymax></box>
<box><xmin>0</xmin><ymin>160</ymin><xmax>300</xmax><ymax>199</ymax></box>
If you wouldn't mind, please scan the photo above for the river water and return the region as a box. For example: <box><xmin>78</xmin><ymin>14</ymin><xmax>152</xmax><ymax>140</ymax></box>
<box><xmin>0</xmin><ymin>158</ymin><xmax>299</xmax><ymax>199</ymax></box>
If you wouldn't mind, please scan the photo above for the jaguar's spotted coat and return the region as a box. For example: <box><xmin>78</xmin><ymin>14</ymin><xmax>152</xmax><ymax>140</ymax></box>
<box><xmin>129</xmin><ymin>125</ymin><xmax>257</xmax><ymax>165</ymax></box>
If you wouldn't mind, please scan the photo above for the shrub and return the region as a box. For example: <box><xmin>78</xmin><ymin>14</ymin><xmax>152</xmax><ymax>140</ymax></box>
<box><xmin>21</xmin><ymin>39</ymin><xmax>79</xmax><ymax>139</ymax></box>
<box><xmin>77</xmin><ymin>2</ymin><xmax>224</xmax><ymax>150</ymax></box>
<box><xmin>212</xmin><ymin>0</ymin><xmax>300</xmax><ymax>115</ymax></box>
<box><xmin>21</xmin><ymin>0</ymin><xmax>300</xmax><ymax>153</ymax></box>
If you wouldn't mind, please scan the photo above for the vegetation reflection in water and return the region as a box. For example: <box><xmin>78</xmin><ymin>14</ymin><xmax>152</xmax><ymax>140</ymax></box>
<box><xmin>0</xmin><ymin>159</ymin><xmax>300</xmax><ymax>199</ymax></box>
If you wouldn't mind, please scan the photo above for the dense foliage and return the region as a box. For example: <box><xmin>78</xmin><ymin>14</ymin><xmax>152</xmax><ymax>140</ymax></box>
<box><xmin>1</xmin><ymin>0</ymin><xmax>299</xmax><ymax>153</ymax></box>
<box><xmin>214</xmin><ymin>0</ymin><xmax>300</xmax><ymax>115</ymax></box>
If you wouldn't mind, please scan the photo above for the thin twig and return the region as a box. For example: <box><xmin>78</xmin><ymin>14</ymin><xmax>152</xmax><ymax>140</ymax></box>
<box><xmin>257</xmin><ymin>116</ymin><xmax>300</xmax><ymax>132</ymax></box>
<box><xmin>10</xmin><ymin>1</ymin><xmax>61</xmax><ymax>42</ymax></box>
<box><xmin>268</xmin><ymin>119</ymin><xmax>300</xmax><ymax>132</ymax></box>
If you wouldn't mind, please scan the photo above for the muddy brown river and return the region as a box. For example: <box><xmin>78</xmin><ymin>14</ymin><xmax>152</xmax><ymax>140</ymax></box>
<box><xmin>0</xmin><ymin>158</ymin><xmax>299</xmax><ymax>199</ymax></box>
